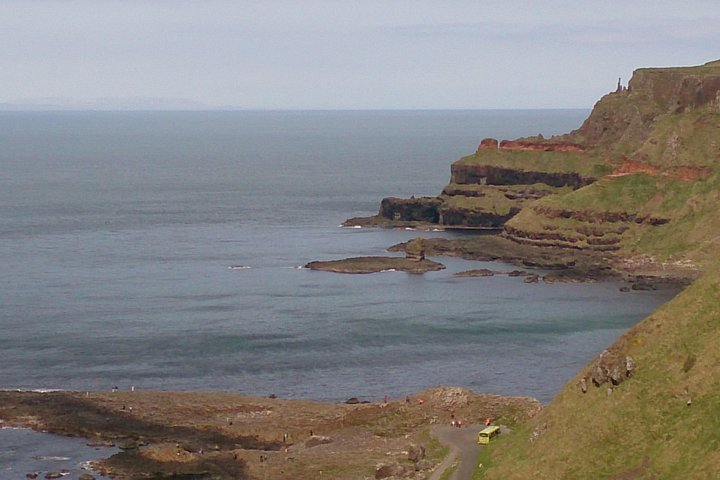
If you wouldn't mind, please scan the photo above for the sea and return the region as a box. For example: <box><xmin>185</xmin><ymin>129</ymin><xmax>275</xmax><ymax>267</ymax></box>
<box><xmin>0</xmin><ymin>110</ymin><xmax>674</xmax><ymax>476</ymax></box>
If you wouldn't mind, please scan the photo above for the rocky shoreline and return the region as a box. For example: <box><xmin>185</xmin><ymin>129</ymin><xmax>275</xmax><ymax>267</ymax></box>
<box><xmin>386</xmin><ymin>234</ymin><xmax>697</xmax><ymax>288</ymax></box>
<box><xmin>311</xmin><ymin>226</ymin><xmax>695</xmax><ymax>288</ymax></box>
<box><xmin>0</xmin><ymin>388</ymin><xmax>540</xmax><ymax>480</ymax></box>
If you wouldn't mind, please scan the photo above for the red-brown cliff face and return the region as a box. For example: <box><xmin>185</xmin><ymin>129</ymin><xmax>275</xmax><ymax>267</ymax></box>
<box><xmin>346</xmin><ymin>59</ymin><xmax>720</xmax><ymax>236</ymax></box>
<box><xmin>478</xmin><ymin>137</ymin><xmax>499</xmax><ymax>149</ymax></box>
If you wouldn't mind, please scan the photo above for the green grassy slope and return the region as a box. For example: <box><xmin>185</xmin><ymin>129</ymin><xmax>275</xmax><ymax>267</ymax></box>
<box><xmin>482</xmin><ymin>261</ymin><xmax>720</xmax><ymax>479</ymax></box>
<box><xmin>479</xmin><ymin>60</ymin><xmax>720</xmax><ymax>478</ymax></box>
<box><xmin>456</xmin><ymin>149</ymin><xmax>609</xmax><ymax>177</ymax></box>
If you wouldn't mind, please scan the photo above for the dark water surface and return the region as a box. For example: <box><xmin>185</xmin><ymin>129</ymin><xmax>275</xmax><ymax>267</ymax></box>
<box><xmin>0</xmin><ymin>110</ymin><xmax>676</xmax><ymax>473</ymax></box>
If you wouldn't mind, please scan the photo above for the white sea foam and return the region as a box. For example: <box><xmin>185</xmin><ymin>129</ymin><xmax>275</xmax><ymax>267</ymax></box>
<box><xmin>228</xmin><ymin>265</ymin><xmax>251</xmax><ymax>270</ymax></box>
<box><xmin>33</xmin><ymin>455</ymin><xmax>71</xmax><ymax>461</ymax></box>
<box><xmin>0</xmin><ymin>388</ymin><xmax>65</xmax><ymax>393</ymax></box>
<box><xmin>80</xmin><ymin>461</ymin><xmax>102</xmax><ymax>471</ymax></box>
<box><xmin>404</xmin><ymin>227</ymin><xmax>415</xmax><ymax>231</ymax></box>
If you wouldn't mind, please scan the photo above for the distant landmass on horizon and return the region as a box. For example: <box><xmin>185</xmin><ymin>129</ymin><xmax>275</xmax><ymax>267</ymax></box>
<box><xmin>0</xmin><ymin>96</ymin><xmax>245</xmax><ymax>111</ymax></box>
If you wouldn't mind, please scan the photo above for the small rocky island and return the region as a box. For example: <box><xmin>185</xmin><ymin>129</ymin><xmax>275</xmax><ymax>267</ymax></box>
<box><xmin>305</xmin><ymin>238</ymin><xmax>445</xmax><ymax>274</ymax></box>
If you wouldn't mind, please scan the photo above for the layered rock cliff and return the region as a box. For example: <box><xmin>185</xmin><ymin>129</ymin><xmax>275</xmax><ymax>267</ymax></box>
<box><xmin>502</xmin><ymin>60</ymin><xmax>720</xmax><ymax>260</ymax></box>
<box><xmin>345</xmin><ymin>137</ymin><xmax>608</xmax><ymax>229</ymax></box>
<box><xmin>349</xmin><ymin>60</ymin><xmax>720</xmax><ymax>269</ymax></box>
<box><xmin>344</xmin><ymin>60</ymin><xmax>720</xmax><ymax>479</ymax></box>
<box><xmin>458</xmin><ymin>61</ymin><xmax>720</xmax><ymax>480</ymax></box>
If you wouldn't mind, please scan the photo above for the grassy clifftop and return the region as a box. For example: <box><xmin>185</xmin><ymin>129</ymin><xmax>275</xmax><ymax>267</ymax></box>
<box><xmin>480</xmin><ymin>60</ymin><xmax>720</xmax><ymax>479</ymax></box>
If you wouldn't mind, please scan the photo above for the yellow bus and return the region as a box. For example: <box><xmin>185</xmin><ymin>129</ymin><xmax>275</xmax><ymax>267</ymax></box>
<box><xmin>477</xmin><ymin>426</ymin><xmax>500</xmax><ymax>445</ymax></box>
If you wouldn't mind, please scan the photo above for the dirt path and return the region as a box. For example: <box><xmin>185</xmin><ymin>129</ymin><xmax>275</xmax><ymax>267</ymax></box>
<box><xmin>429</xmin><ymin>424</ymin><xmax>482</xmax><ymax>480</ymax></box>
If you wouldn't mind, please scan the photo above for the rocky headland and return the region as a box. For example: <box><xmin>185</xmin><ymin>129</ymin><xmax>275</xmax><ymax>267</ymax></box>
<box><xmin>343</xmin><ymin>61</ymin><xmax>720</xmax><ymax>287</ymax></box>
<box><xmin>306</xmin><ymin>61</ymin><xmax>720</xmax><ymax>479</ymax></box>
<box><xmin>462</xmin><ymin>61</ymin><xmax>720</xmax><ymax>479</ymax></box>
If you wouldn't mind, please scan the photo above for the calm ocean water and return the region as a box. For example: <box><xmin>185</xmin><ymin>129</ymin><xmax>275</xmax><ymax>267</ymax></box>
<box><xmin>0</xmin><ymin>110</ymin><xmax>674</xmax><ymax>475</ymax></box>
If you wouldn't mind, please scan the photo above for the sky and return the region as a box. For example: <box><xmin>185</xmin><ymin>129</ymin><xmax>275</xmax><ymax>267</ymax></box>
<box><xmin>1</xmin><ymin>0</ymin><xmax>719</xmax><ymax>110</ymax></box>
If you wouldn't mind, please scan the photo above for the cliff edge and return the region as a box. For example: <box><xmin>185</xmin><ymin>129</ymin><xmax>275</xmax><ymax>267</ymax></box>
<box><xmin>478</xmin><ymin>60</ymin><xmax>720</xmax><ymax>479</ymax></box>
<box><xmin>348</xmin><ymin>60</ymin><xmax>720</xmax><ymax>479</ymax></box>
<box><xmin>349</xmin><ymin>60</ymin><xmax>720</xmax><ymax>277</ymax></box>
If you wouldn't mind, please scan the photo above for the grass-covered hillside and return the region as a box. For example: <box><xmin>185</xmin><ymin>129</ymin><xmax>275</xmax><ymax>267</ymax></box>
<box><xmin>480</xmin><ymin>60</ymin><xmax>720</xmax><ymax>479</ymax></box>
<box><xmin>481</xmin><ymin>262</ymin><xmax>720</xmax><ymax>479</ymax></box>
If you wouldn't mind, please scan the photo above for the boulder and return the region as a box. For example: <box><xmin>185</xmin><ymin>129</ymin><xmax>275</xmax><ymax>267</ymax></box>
<box><xmin>305</xmin><ymin>435</ymin><xmax>333</xmax><ymax>448</ymax></box>
<box><xmin>26</xmin><ymin>473</ymin><xmax>40</xmax><ymax>479</ymax></box>
<box><xmin>118</xmin><ymin>440</ymin><xmax>139</xmax><ymax>450</ymax></box>
<box><xmin>79</xmin><ymin>474</ymin><xmax>96</xmax><ymax>480</ymax></box>
<box><xmin>626</xmin><ymin>355</ymin><xmax>636</xmax><ymax>377</ymax></box>
<box><xmin>590</xmin><ymin>364</ymin><xmax>605</xmax><ymax>387</ymax></box>
<box><xmin>345</xmin><ymin>397</ymin><xmax>360</xmax><ymax>404</ymax></box>
<box><xmin>608</xmin><ymin>364</ymin><xmax>623</xmax><ymax>385</ymax></box>
<box><xmin>87</xmin><ymin>438</ymin><xmax>115</xmax><ymax>447</ymax></box>
<box><xmin>407</xmin><ymin>443</ymin><xmax>426</xmax><ymax>463</ymax></box>
<box><xmin>507</xmin><ymin>270</ymin><xmax>528</xmax><ymax>277</ymax></box>
<box><xmin>374</xmin><ymin>462</ymin><xmax>411</xmax><ymax>479</ymax></box>
<box><xmin>405</xmin><ymin>238</ymin><xmax>426</xmax><ymax>261</ymax></box>
<box><xmin>428</xmin><ymin>387</ymin><xmax>469</xmax><ymax>409</ymax></box>
<box><xmin>588</xmin><ymin>350</ymin><xmax>637</xmax><ymax>388</ymax></box>
<box><xmin>374</xmin><ymin>463</ymin><xmax>395</xmax><ymax>479</ymax></box>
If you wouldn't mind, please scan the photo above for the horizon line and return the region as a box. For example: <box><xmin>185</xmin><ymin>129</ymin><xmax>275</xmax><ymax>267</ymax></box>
<box><xmin>0</xmin><ymin>106</ymin><xmax>592</xmax><ymax>112</ymax></box>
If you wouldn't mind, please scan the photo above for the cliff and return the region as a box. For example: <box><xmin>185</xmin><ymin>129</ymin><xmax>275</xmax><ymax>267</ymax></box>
<box><xmin>345</xmin><ymin>138</ymin><xmax>608</xmax><ymax>229</ymax></box>
<box><xmin>351</xmin><ymin>60</ymin><xmax>720</xmax><ymax>269</ymax></box>
<box><xmin>477</xmin><ymin>60</ymin><xmax>720</xmax><ymax>479</ymax></box>
<box><xmin>349</xmin><ymin>60</ymin><xmax>720</xmax><ymax>478</ymax></box>
<box><xmin>503</xmin><ymin>60</ymin><xmax>720</xmax><ymax>263</ymax></box>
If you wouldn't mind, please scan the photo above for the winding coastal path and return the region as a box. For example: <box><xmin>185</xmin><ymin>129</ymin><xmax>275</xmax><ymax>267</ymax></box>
<box><xmin>429</xmin><ymin>424</ymin><xmax>483</xmax><ymax>480</ymax></box>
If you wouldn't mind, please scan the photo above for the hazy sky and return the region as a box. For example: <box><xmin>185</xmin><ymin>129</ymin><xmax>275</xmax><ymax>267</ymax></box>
<box><xmin>2</xmin><ymin>0</ymin><xmax>719</xmax><ymax>109</ymax></box>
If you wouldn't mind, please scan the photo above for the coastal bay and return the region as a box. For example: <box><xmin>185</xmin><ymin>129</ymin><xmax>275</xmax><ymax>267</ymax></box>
<box><xmin>0</xmin><ymin>110</ymin><xmax>675</xmax><ymax>477</ymax></box>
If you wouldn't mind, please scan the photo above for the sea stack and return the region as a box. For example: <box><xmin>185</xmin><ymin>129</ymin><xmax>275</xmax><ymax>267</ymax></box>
<box><xmin>404</xmin><ymin>238</ymin><xmax>426</xmax><ymax>261</ymax></box>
